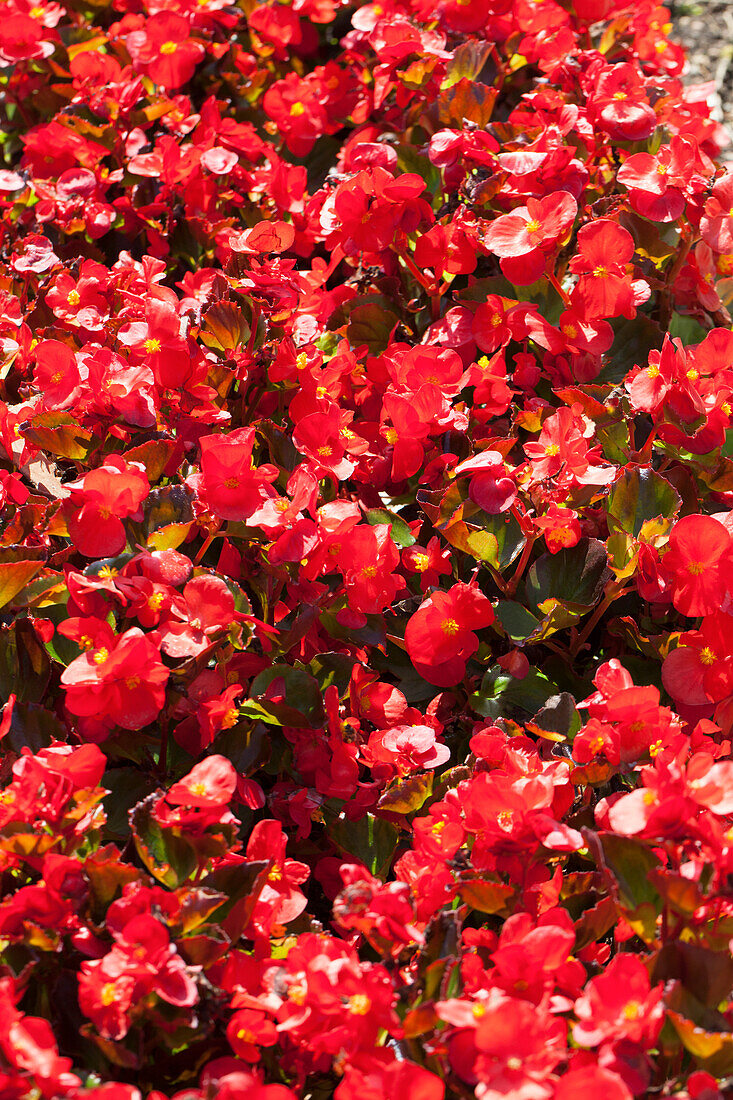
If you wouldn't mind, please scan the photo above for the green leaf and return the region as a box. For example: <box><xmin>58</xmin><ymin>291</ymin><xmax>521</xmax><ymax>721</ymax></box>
<box><xmin>142</xmin><ymin>486</ymin><xmax>194</xmax><ymax>536</ymax></box>
<box><xmin>470</xmin><ymin>664</ymin><xmax>559</xmax><ymax>720</ymax></box>
<box><xmin>377</xmin><ymin>772</ymin><xmax>433</xmax><ymax>815</ymax></box>
<box><xmin>129</xmin><ymin>793</ymin><xmax>198</xmax><ymax>889</ymax></box>
<box><xmin>309</xmin><ymin>651</ymin><xmax>356</xmax><ymax>696</ymax></box>
<box><xmin>525</xmin><ymin>538</ymin><xmax>610</xmax><ymax>617</ymax></box>
<box><xmin>653</xmin><ymin>941</ymin><xmax>733</xmax><ymax>1009</ymax></box>
<box><xmin>327</xmin><ymin>810</ymin><xmax>399</xmax><ymax>879</ymax></box>
<box><xmin>103</xmin><ymin>768</ymin><xmax>158</xmax><ymax>839</ymax></box>
<box><xmin>442</xmin><ymin>39</ymin><xmax>494</xmax><ymax>87</ymax></box>
<box><xmin>597</xmin><ymin>315</ymin><xmax>662</xmax><ymax>386</ymax></box>
<box><xmin>4</xmin><ymin>702</ymin><xmax>64</xmax><ymax>754</ymax></box>
<box><xmin>669</xmin><ymin>313</ymin><xmax>708</xmax><ymax>346</ymax></box>
<box><xmin>606</xmin><ymin>466</ymin><xmax>680</xmax><ymax>539</ymax></box>
<box><xmin>199</xmin><ymin>300</ymin><xmax>250</xmax><ymax>352</ymax></box>
<box><xmin>0</xmin><ymin>560</ymin><xmax>45</xmax><ymax>610</ymax></box>
<box><xmin>526</xmin><ymin>692</ymin><xmax>581</xmax><ymax>742</ymax></box>
<box><xmin>249</xmin><ymin>664</ymin><xmax>324</xmax><ymax>727</ymax></box>
<box><xmin>667</xmin><ymin>1012</ymin><xmax>733</xmax><ymax>1077</ymax></box>
<box><xmin>459</xmin><ymin>878</ymin><xmax>515</xmax><ymax>914</ymax></box>
<box><xmin>199</xmin><ymin>859</ymin><xmax>269</xmax><ymax>937</ymax></box>
<box><xmin>345</xmin><ymin>301</ymin><xmax>400</xmax><ymax>354</ymax></box>
<box><xmin>215</xmin><ymin>721</ymin><xmax>270</xmax><ymax>774</ymax></box>
<box><xmin>124</xmin><ymin>439</ymin><xmax>178</xmax><ymax>484</ymax></box>
<box><xmin>478</xmin><ymin>510</ymin><xmax>525</xmax><ymax>570</ymax></box>
<box><xmin>21</xmin><ymin>411</ymin><xmax>95</xmax><ymax>460</ymax></box>
<box><xmin>595</xmin><ymin>831</ymin><xmax>661</xmax><ymax>943</ymax></box>
<box><xmin>0</xmin><ymin>621</ymin><xmax>51</xmax><ymax>703</ymax></box>
<box><xmin>438</xmin><ymin>79</ymin><xmax>497</xmax><ymax>127</ymax></box>
<box><xmin>365</xmin><ymin>507</ymin><xmax>416</xmax><ymax>548</ymax></box>
<box><xmin>493</xmin><ymin>600</ymin><xmax>541</xmax><ymax>642</ymax></box>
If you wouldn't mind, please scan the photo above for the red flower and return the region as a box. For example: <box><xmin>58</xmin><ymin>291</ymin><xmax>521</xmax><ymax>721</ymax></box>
<box><xmin>167</xmin><ymin>755</ymin><xmax>237</xmax><ymax>808</ymax></box>
<box><xmin>160</xmin><ymin>574</ymin><xmax>237</xmax><ymax>658</ymax></box>
<box><xmin>617</xmin><ymin>136</ymin><xmax>711</xmax><ymax>223</ymax></box>
<box><xmin>568</xmin><ymin>220</ymin><xmax>638</xmax><ymax>321</ymax></box>
<box><xmin>701</xmin><ymin>171</ymin><xmax>733</xmax><ymax>252</ymax></box>
<box><xmin>190</xmin><ymin>428</ymin><xmax>278</xmax><ymax>522</ymax></box>
<box><xmin>483</xmin><ymin>192</ymin><xmax>576</xmax><ymax>285</ymax></box>
<box><xmin>367</xmin><ymin>723</ymin><xmax>450</xmax><ymax>774</ymax></box>
<box><xmin>33</xmin><ymin>339</ymin><xmax>80</xmax><ymax>410</ymax></box>
<box><xmin>61</xmin><ymin>627</ymin><xmax>169</xmax><ymax>731</ymax></box>
<box><xmin>414</xmin><ymin>219</ymin><xmax>478</xmax><ymax>277</ymax></box>
<box><xmin>66</xmin><ymin>456</ymin><xmax>149</xmax><ymax>559</ymax></box>
<box><xmin>588</xmin><ymin>62</ymin><xmax>656</xmax><ymax>141</ymax></box>
<box><xmin>126</xmin><ymin>12</ymin><xmax>205</xmax><ymax>91</ymax></box>
<box><xmin>402</xmin><ymin>536</ymin><xmax>452</xmax><ymax>592</ymax></box>
<box><xmin>405</xmin><ymin>582</ymin><xmax>494</xmax><ymax>686</ymax></box>
<box><xmin>226</xmin><ymin>1009</ymin><xmax>278</xmax><ymax>1063</ymax></box>
<box><xmin>662</xmin><ymin>611</ymin><xmax>733</xmax><ymax>705</ymax></box>
<box><xmin>263</xmin><ymin>74</ymin><xmax>329</xmax><ymax>158</ymax></box>
<box><xmin>455</xmin><ymin>450</ymin><xmax>518</xmax><ymax>514</ymax></box>
<box><xmin>534</xmin><ymin>504</ymin><xmax>581</xmax><ymax>553</ymax></box>
<box><xmin>662</xmin><ymin>514</ymin><xmax>733</xmax><ymax>617</ymax></box>
<box><xmin>340</xmin><ymin>523</ymin><xmax>402</xmax><ymax>615</ymax></box>
<box><xmin>336</xmin><ymin>1056</ymin><xmax>444</xmax><ymax>1100</ymax></box>
<box><xmin>554</xmin><ymin>1066</ymin><xmax>632</xmax><ymax>1100</ymax></box>
<box><xmin>573</xmin><ymin>954</ymin><xmax>664</xmax><ymax>1048</ymax></box>
<box><xmin>245</xmin><ymin>819</ymin><xmax>310</xmax><ymax>932</ymax></box>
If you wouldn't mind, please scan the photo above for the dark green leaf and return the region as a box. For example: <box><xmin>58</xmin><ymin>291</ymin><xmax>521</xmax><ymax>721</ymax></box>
<box><xmin>525</xmin><ymin>538</ymin><xmax>610</xmax><ymax>616</ymax></box>
<box><xmin>249</xmin><ymin>664</ymin><xmax>324</xmax><ymax>727</ymax></box>
<box><xmin>327</xmin><ymin>810</ymin><xmax>399</xmax><ymax>879</ymax></box>
<box><xmin>365</xmin><ymin>507</ymin><xmax>416</xmax><ymax>548</ymax></box>
<box><xmin>606</xmin><ymin>467</ymin><xmax>681</xmax><ymax>538</ymax></box>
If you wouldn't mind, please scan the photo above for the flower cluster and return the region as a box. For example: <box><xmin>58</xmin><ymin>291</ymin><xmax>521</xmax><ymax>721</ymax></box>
<box><xmin>0</xmin><ymin>0</ymin><xmax>733</xmax><ymax>1096</ymax></box>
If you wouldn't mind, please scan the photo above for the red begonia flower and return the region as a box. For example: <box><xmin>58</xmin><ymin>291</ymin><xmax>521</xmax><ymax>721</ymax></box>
<box><xmin>405</xmin><ymin>582</ymin><xmax>494</xmax><ymax>686</ymax></box>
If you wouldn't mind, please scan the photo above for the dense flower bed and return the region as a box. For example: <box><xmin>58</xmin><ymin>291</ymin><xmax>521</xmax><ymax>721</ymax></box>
<box><xmin>2</xmin><ymin>0</ymin><xmax>733</xmax><ymax>1095</ymax></box>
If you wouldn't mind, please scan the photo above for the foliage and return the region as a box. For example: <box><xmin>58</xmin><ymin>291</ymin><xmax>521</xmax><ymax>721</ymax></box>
<box><xmin>0</xmin><ymin>0</ymin><xmax>731</xmax><ymax>1097</ymax></box>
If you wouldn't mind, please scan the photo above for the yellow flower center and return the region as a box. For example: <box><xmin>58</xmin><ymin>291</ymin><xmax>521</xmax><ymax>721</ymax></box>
<box><xmin>144</xmin><ymin>337</ymin><xmax>161</xmax><ymax>353</ymax></box>
<box><xmin>413</xmin><ymin>553</ymin><xmax>430</xmax><ymax>572</ymax></box>
<box><xmin>699</xmin><ymin>646</ymin><xmax>717</xmax><ymax>665</ymax></box>
<box><xmin>593</xmin><ymin>265</ymin><xmax>608</xmax><ymax>278</ymax></box>
<box><xmin>349</xmin><ymin>994</ymin><xmax>371</xmax><ymax>1015</ymax></box>
<box><xmin>160</xmin><ymin>41</ymin><xmax>178</xmax><ymax>55</ymax></box>
<box><xmin>66</xmin><ymin>289</ymin><xmax>80</xmax><ymax>306</ymax></box>
<box><xmin>441</xmin><ymin>618</ymin><xmax>459</xmax><ymax>635</ymax></box>
<box><xmin>93</xmin><ymin>648</ymin><xmax>109</xmax><ymax>665</ymax></box>
<box><xmin>290</xmin><ymin>102</ymin><xmax>306</xmax><ymax>117</ymax></box>
<box><xmin>222</xmin><ymin>706</ymin><xmax>239</xmax><ymax>729</ymax></box>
